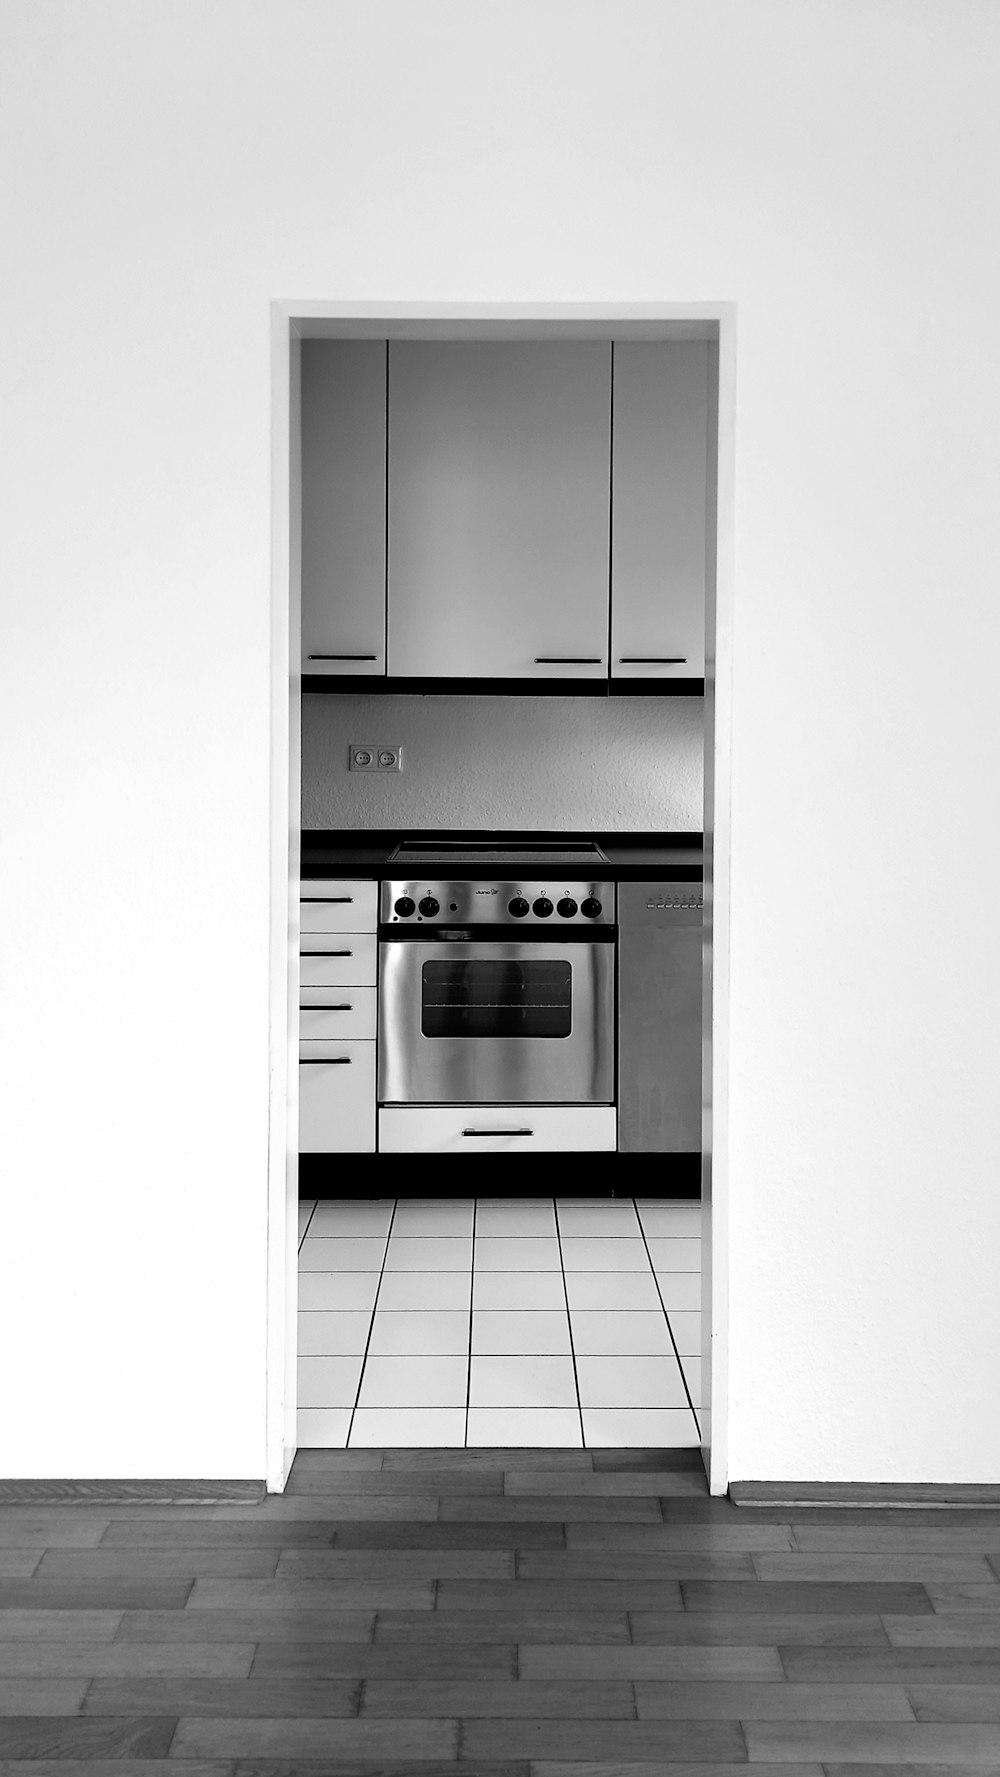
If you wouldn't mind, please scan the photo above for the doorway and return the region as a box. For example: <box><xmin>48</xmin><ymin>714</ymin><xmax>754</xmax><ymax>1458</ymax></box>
<box><xmin>266</xmin><ymin>303</ymin><xmax>735</xmax><ymax>1491</ymax></box>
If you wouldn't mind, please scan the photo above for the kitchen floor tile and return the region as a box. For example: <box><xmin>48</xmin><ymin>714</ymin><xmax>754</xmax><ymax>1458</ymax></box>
<box><xmin>472</xmin><ymin>1310</ymin><xmax>572</xmax><ymax>1355</ymax></box>
<box><xmin>561</xmin><ymin>1236</ymin><xmax>651</xmax><ymax>1271</ymax></box>
<box><xmin>681</xmin><ymin>1356</ymin><xmax>703</xmax><ymax>1406</ymax></box>
<box><xmin>376</xmin><ymin>1269</ymin><xmax>472</xmax><ymax>1310</ymax></box>
<box><xmin>576</xmin><ymin>1355</ymin><xmax>689</xmax><ymax>1409</ymax></box>
<box><xmin>557</xmin><ymin>1203</ymin><xmax>642</xmax><ymax>1236</ymax></box>
<box><xmin>666</xmin><ymin>1310</ymin><xmax>702</xmax><ymax>1355</ymax></box>
<box><xmin>656</xmin><ymin>1272</ymin><xmax>702</xmax><ymax>1310</ymax></box>
<box><xmin>297</xmin><ymin>1270</ymin><xmax>380</xmax><ymax>1311</ymax></box>
<box><xmin>475</xmin><ymin>1198</ymin><xmax>557</xmax><ymax>1235</ymax></box>
<box><xmin>582</xmin><ymin>1407</ymin><xmax>702</xmax><ymax>1447</ymax></box>
<box><xmin>308</xmin><ymin>1200</ymin><xmax>394</xmax><ymax>1237</ymax></box>
<box><xmin>384</xmin><ymin>1235</ymin><xmax>473</xmax><ymax>1270</ymax></box>
<box><xmin>296</xmin><ymin>1407</ymin><xmax>353</xmax><ymax>1447</ymax></box>
<box><xmin>466</xmin><ymin>1408</ymin><xmax>583</xmax><ymax>1447</ymax></box>
<box><xmin>297</xmin><ymin>1355</ymin><xmax>363</xmax><ymax>1408</ymax></box>
<box><xmin>357</xmin><ymin>1355</ymin><xmax>469</xmax><ymax>1408</ymax></box>
<box><xmin>297</xmin><ymin>1311</ymin><xmax>372</xmax><ymax>1356</ymax></box>
<box><xmin>472</xmin><ymin>1271</ymin><xmax>567</xmax><ymax>1310</ymax></box>
<box><xmin>367</xmin><ymin>1310</ymin><xmax>471</xmax><ymax>1356</ymax></box>
<box><xmin>637</xmin><ymin>1203</ymin><xmax>702</xmax><ymax>1237</ymax></box>
<box><xmin>299</xmin><ymin>1236</ymin><xmax>388</xmax><ymax>1271</ymax></box>
<box><xmin>469</xmin><ymin>1355</ymin><xmax>578</xmax><ymax>1409</ymax></box>
<box><xmin>474</xmin><ymin>1236</ymin><xmax>562</xmax><ymax>1271</ymax></box>
<box><xmin>391</xmin><ymin>1199</ymin><xmax>475</xmax><ymax>1236</ymax></box>
<box><xmin>564</xmin><ymin>1270</ymin><xmax>663</xmax><ymax>1311</ymax></box>
<box><xmin>349</xmin><ymin>1408</ymin><xmax>467</xmax><ymax>1447</ymax></box>
<box><xmin>570</xmin><ymin>1310</ymin><xmax>675</xmax><ymax>1355</ymax></box>
<box><xmin>647</xmin><ymin>1237</ymin><xmax>702</xmax><ymax>1272</ymax></box>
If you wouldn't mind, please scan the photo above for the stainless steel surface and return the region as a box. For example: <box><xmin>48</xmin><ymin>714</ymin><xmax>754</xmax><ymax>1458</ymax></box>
<box><xmin>387</xmin><ymin>840</ymin><xmax>609</xmax><ymax>865</ymax></box>
<box><xmin>379</xmin><ymin>936</ymin><xmax>614</xmax><ymax>1106</ymax></box>
<box><xmin>617</xmin><ymin>879</ymin><xmax>703</xmax><ymax>1153</ymax></box>
<box><xmin>380</xmin><ymin>879</ymin><xmax>614</xmax><ymax>925</ymax></box>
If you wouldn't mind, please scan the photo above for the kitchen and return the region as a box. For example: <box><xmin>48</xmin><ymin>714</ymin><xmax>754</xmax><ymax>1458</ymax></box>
<box><xmin>290</xmin><ymin>326</ymin><xmax>717</xmax><ymax>1450</ymax></box>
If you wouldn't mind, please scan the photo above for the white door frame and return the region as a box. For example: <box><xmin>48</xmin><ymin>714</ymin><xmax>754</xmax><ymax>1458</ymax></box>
<box><xmin>265</xmin><ymin>301</ymin><xmax>736</xmax><ymax>1494</ymax></box>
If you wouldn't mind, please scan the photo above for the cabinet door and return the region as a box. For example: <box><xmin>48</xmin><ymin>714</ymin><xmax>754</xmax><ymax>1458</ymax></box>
<box><xmin>388</xmin><ymin>343</ymin><xmax>611</xmax><ymax>679</ymax></box>
<box><xmin>611</xmin><ymin>342</ymin><xmax>708</xmax><ymax>680</ymax></box>
<box><xmin>299</xmin><ymin>1043</ymin><xmax>375</xmax><ymax>1153</ymax></box>
<box><xmin>301</xmin><ymin>341</ymin><xmax>386</xmax><ymax>677</ymax></box>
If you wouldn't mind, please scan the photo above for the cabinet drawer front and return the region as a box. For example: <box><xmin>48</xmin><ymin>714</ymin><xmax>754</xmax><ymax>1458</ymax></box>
<box><xmin>299</xmin><ymin>934</ymin><xmax>377</xmax><ymax>984</ymax></box>
<box><xmin>378</xmin><ymin>1106</ymin><xmax>617</xmax><ymax>1154</ymax></box>
<box><xmin>299</xmin><ymin>990</ymin><xmax>377</xmax><ymax>1040</ymax></box>
<box><xmin>300</xmin><ymin>881</ymin><xmax>377</xmax><ymax>931</ymax></box>
<box><xmin>299</xmin><ymin>1042</ymin><xmax>375</xmax><ymax>1153</ymax></box>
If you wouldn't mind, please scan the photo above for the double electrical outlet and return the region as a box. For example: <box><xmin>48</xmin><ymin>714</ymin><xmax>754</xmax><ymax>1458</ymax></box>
<box><xmin>350</xmin><ymin>744</ymin><xmax>403</xmax><ymax>772</ymax></box>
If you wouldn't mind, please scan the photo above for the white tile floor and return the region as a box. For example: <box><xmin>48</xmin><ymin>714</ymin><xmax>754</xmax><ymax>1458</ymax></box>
<box><xmin>296</xmin><ymin>1197</ymin><xmax>703</xmax><ymax>1449</ymax></box>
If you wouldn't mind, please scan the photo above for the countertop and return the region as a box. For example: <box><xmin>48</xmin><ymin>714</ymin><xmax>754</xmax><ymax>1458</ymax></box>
<box><xmin>301</xmin><ymin>830</ymin><xmax>703</xmax><ymax>883</ymax></box>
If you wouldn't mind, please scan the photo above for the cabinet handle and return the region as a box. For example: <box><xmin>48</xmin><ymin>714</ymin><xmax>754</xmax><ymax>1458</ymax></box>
<box><xmin>618</xmin><ymin>656</ymin><xmax>688</xmax><ymax>664</ymax></box>
<box><xmin>301</xmin><ymin>1003</ymin><xmax>353</xmax><ymax>1012</ymax></box>
<box><xmin>301</xmin><ymin>897</ymin><xmax>353</xmax><ymax>904</ymax></box>
<box><xmin>303</xmin><ymin>949</ymin><xmax>353</xmax><ymax>957</ymax></box>
<box><xmin>462</xmin><ymin>1126</ymin><xmax>534</xmax><ymax>1137</ymax></box>
<box><xmin>534</xmin><ymin>657</ymin><xmax>603</xmax><ymax>665</ymax></box>
<box><xmin>308</xmin><ymin>653</ymin><xmax>379</xmax><ymax>661</ymax></box>
<box><xmin>300</xmin><ymin>1057</ymin><xmax>352</xmax><ymax>1065</ymax></box>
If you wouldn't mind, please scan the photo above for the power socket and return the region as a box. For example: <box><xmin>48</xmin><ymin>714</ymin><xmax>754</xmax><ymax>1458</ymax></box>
<box><xmin>350</xmin><ymin>744</ymin><xmax>403</xmax><ymax>772</ymax></box>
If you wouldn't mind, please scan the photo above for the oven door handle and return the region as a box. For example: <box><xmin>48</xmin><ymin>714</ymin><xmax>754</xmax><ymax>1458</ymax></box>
<box><xmin>461</xmin><ymin>1126</ymin><xmax>535</xmax><ymax>1137</ymax></box>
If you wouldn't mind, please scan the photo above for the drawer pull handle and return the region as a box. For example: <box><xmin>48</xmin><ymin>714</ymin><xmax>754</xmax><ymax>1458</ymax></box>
<box><xmin>301</xmin><ymin>896</ymin><xmax>353</xmax><ymax>904</ymax></box>
<box><xmin>304</xmin><ymin>950</ymin><xmax>353</xmax><ymax>957</ymax></box>
<box><xmin>301</xmin><ymin>1003</ymin><xmax>353</xmax><ymax>1012</ymax></box>
<box><xmin>300</xmin><ymin>1057</ymin><xmax>352</xmax><ymax>1066</ymax></box>
<box><xmin>534</xmin><ymin>657</ymin><xmax>602</xmax><ymax>665</ymax></box>
<box><xmin>462</xmin><ymin>1126</ymin><xmax>534</xmax><ymax>1138</ymax></box>
<box><xmin>618</xmin><ymin>656</ymin><xmax>687</xmax><ymax>664</ymax></box>
<box><xmin>308</xmin><ymin>653</ymin><xmax>379</xmax><ymax>661</ymax></box>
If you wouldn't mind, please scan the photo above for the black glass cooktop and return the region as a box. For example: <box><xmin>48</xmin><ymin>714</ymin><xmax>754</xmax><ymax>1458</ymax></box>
<box><xmin>386</xmin><ymin>840</ymin><xmax>609</xmax><ymax>866</ymax></box>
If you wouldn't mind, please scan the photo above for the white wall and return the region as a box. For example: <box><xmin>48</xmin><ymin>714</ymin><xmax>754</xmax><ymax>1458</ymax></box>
<box><xmin>2</xmin><ymin>0</ymin><xmax>999</xmax><ymax>1480</ymax></box>
<box><xmin>302</xmin><ymin>694</ymin><xmax>703</xmax><ymax>832</ymax></box>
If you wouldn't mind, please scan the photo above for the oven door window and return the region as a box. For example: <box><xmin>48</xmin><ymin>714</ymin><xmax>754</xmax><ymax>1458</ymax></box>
<box><xmin>420</xmin><ymin>958</ymin><xmax>572</xmax><ymax>1039</ymax></box>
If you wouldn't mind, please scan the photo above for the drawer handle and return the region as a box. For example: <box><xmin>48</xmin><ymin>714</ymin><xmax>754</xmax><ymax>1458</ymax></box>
<box><xmin>303</xmin><ymin>949</ymin><xmax>353</xmax><ymax>957</ymax></box>
<box><xmin>534</xmin><ymin>657</ymin><xmax>602</xmax><ymax>665</ymax></box>
<box><xmin>618</xmin><ymin>656</ymin><xmax>687</xmax><ymax>664</ymax></box>
<box><xmin>301</xmin><ymin>896</ymin><xmax>354</xmax><ymax>904</ymax></box>
<box><xmin>300</xmin><ymin>1057</ymin><xmax>352</xmax><ymax>1066</ymax></box>
<box><xmin>301</xmin><ymin>1003</ymin><xmax>353</xmax><ymax>1012</ymax></box>
<box><xmin>308</xmin><ymin>653</ymin><xmax>379</xmax><ymax>661</ymax></box>
<box><xmin>462</xmin><ymin>1126</ymin><xmax>534</xmax><ymax>1137</ymax></box>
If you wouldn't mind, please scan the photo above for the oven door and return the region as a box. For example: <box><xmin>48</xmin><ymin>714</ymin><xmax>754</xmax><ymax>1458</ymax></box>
<box><xmin>378</xmin><ymin>939</ymin><xmax>614</xmax><ymax>1105</ymax></box>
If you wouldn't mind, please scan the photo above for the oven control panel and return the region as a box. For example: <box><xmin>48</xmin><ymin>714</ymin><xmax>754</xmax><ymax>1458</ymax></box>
<box><xmin>380</xmin><ymin>880</ymin><xmax>615</xmax><ymax>926</ymax></box>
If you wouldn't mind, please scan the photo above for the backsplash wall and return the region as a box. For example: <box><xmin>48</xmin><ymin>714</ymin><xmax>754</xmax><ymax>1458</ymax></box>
<box><xmin>301</xmin><ymin>693</ymin><xmax>703</xmax><ymax>831</ymax></box>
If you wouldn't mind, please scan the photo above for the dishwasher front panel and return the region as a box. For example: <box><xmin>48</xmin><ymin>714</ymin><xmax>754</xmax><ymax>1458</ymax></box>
<box><xmin>617</xmin><ymin>880</ymin><xmax>703</xmax><ymax>1154</ymax></box>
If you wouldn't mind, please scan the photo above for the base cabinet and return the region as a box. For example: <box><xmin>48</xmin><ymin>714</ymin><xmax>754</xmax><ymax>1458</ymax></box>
<box><xmin>378</xmin><ymin>1105</ymin><xmax>617</xmax><ymax>1154</ymax></box>
<box><xmin>299</xmin><ymin>1044</ymin><xmax>376</xmax><ymax>1153</ymax></box>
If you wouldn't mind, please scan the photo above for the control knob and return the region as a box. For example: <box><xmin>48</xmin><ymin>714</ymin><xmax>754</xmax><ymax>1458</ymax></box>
<box><xmin>418</xmin><ymin>895</ymin><xmax>440</xmax><ymax>918</ymax></box>
<box><xmin>556</xmin><ymin>897</ymin><xmax>578</xmax><ymax>918</ymax></box>
<box><xmin>580</xmin><ymin>897</ymin><xmax>603</xmax><ymax>919</ymax></box>
<box><xmin>393</xmin><ymin>895</ymin><xmax>416</xmax><ymax>917</ymax></box>
<box><xmin>507</xmin><ymin>896</ymin><xmax>529</xmax><ymax>918</ymax></box>
<box><xmin>532</xmin><ymin>897</ymin><xmax>554</xmax><ymax>918</ymax></box>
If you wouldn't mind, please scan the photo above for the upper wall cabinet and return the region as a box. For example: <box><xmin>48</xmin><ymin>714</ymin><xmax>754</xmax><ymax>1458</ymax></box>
<box><xmin>611</xmin><ymin>342</ymin><xmax>708</xmax><ymax>681</ymax></box>
<box><xmin>387</xmin><ymin>343</ymin><xmax>612</xmax><ymax>680</ymax></box>
<box><xmin>300</xmin><ymin>341</ymin><xmax>386</xmax><ymax>677</ymax></box>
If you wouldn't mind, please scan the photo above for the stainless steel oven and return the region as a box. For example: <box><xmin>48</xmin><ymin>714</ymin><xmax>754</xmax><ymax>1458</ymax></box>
<box><xmin>378</xmin><ymin>879</ymin><xmax>615</xmax><ymax>1106</ymax></box>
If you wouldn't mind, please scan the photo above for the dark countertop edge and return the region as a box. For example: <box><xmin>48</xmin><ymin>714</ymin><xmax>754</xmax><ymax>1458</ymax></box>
<box><xmin>301</xmin><ymin>829</ymin><xmax>704</xmax><ymax>882</ymax></box>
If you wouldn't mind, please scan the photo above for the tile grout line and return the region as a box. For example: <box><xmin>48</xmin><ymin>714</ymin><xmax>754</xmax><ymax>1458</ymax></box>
<box><xmin>554</xmin><ymin>1198</ymin><xmax>586</xmax><ymax>1449</ymax></box>
<box><xmin>464</xmin><ymin>1199</ymin><xmax>477</xmax><ymax>1448</ymax></box>
<box><xmin>345</xmin><ymin>1199</ymin><xmax>398</xmax><ymax>1448</ymax></box>
<box><xmin>634</xmin><ymin>1198</ymin><xmax>701</xmax><ymax>1438</ymax></box>
<box><xmin>297</xmin><ymin>1199</ymin><xmax>318</xmax><ymax>1253</ymax></box>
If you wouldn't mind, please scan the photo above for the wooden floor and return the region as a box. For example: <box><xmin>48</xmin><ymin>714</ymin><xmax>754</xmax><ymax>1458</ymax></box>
<box><xmin>3</xmin><ymin>1448</ymin><xmax>1000</xmax><ymax>1772</ymax></box>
